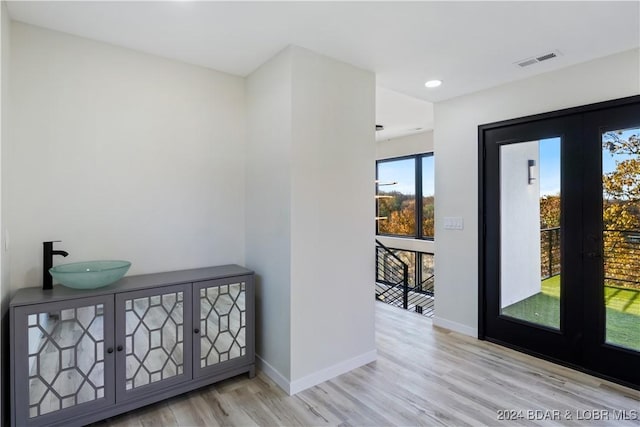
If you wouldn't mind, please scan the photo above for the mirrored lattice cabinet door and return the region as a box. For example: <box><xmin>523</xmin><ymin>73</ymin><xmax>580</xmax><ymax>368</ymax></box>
<box><xmin>115</xmin><ymin>284</ymin><xmax>192</xmax><ymax>398</ymax></box>
<box><xmin>194</xmin><ymin>277</ymin><xmax>254</xmax><ymax>377</ymax></box>
<box><xmin>13</xmin><ymin>296</ymin><xmax>115</xmax><ymax>426</ymax></box>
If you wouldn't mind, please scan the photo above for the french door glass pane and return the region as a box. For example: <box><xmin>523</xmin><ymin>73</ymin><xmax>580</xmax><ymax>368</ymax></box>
<box><xmin>601</xmin><ymin>126</ymin><xmax>640</xmax><ymax>351</ymax></box>
<box><xmin>500</xmin><ymin>138</ymin><xmax>562</xmax><ymax>329</ymax></box>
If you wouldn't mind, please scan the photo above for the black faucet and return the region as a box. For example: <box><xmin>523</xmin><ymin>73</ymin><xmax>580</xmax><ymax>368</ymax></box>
<box><xmin>43</xmin><ymin>241</ymin><xmax>69</xmax><ymax>290</ymax></box>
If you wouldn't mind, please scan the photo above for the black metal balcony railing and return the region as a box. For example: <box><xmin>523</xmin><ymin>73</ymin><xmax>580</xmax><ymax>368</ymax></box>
<box><xmin>375</xmin><ymin>240</ymin><xmax>435</xmax><ymax>317</ymax></box>
<box><xmin>603</xmin><ymin>229</ymin><xmax>640</xmax><ymax>288</ymax></box>
<box><xmin>540</xmin><ymin>227</ymin><xmax>561</xmax><ymax>279</ymax></box>
<box><xmin>375</xmin><ymin>240</ymin><xmax>408</xmax><ymax>309</ymax></box>
<box><xmin>540</xmin><ymin>227</ymin><xmax>640</xmax><ymax>289</ymax></box>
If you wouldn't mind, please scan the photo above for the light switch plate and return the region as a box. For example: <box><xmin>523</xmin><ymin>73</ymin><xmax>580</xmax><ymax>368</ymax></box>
<box><xmin>444</xmin><ymin>216</ymin><xmax>464</xmax><ymax>230</ymax></box>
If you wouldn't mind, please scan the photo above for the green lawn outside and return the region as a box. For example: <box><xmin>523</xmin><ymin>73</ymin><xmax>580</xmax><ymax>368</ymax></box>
<box><xmin>502</xmin><ymin>275</ymin><xmax>640</xmax><ymax>351</ymax></box>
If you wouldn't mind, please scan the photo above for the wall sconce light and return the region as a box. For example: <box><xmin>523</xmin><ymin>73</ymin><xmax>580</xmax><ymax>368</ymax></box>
<box><xmin>528</xmin><ymin>159</ymin><xmax>536</xmax><ymax>185</ymax></box>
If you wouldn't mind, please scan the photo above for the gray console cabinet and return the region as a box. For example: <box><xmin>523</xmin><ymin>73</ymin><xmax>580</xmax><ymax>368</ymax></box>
<box><xmin>10</xmin><ymin>265</ymin><xmax>255</xmax><ymax>427</ymax></box>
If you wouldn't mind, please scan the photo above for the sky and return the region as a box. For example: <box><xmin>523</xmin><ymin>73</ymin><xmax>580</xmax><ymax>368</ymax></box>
<box><xmin>539</xmin><ymin>137</ymin><xmax>560</xmax><ymax>196</ymax></box>
<box><xmin>540</xmin><ymin>127</ymin><xmax>638</xmax><ymax>196</ymax></box>
<box><xmin>377</xmin><ymin>156</ymin><xmax>434</xmax><ymax>197</ymax></box>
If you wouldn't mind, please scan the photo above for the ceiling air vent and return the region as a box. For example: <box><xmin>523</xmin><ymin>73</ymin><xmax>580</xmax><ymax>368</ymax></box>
<box><xmin>518</xmin><ymin>58</ymin><xmax>538</xmax><ymax>67</ymax></box>
<box><xmin>515</xmin><ymin>50</ymin><xmax>562</xmax><ymax>68</ymax></box>
<box><xmin>536</xmin><ymin>52</ymin><xmax>557</xmax><ymax>62</ymax></box>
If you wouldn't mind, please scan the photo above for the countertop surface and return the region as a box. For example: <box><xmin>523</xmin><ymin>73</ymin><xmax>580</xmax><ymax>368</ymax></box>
<box><xmin>10</xmin><ymin>264</ymin><xmax>253</xmax><ymax>307</ymax></box>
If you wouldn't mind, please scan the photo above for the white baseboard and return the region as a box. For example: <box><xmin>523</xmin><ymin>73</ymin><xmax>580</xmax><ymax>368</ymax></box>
<box><xmin>255</xmin><ymin>355</ymin><xmax>291</xmax><ymax>394</ymax></box>
<box><xmin>257</xmin><ymin>350</ymin><xmax>378</xmax><ymax>396</ymax></box>
<box><xmin>433</xmin><ymin>316</ymin><xmax>478</xmax><ymax>337</ymax></box>
<box><xmin>289</xmin><ymin>349</ymin><xmax>377</xmax><ymax>395</ymax></box>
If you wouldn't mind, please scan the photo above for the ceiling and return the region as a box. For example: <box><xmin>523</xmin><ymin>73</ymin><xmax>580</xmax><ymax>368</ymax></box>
<box><xmin>376</xmin><ymin>87</ymin><xmax>433</xmax><ymax>141</ymax></box>
<box><xmin>7</xmin><ymin>1</ymin><xmax>639</xmax><ymax>104</ymax></box>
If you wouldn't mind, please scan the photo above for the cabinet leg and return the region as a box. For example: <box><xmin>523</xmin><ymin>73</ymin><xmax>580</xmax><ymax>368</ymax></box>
<box><xmin>248</xmin><ymin>365</ymin><xmax>256</xmax><ymax>379</ymax></box>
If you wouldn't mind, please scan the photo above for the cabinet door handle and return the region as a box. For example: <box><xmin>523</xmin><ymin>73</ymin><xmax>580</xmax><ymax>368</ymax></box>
<box><xmin>117</xmin><ymin>345</ymin><xmax>123</xmax><ymax>352</ymax></box>
<box><xmin>194</xmin><ymin>328</ymin><xmax>200</xmax><ymax>334</ymax></box>
<box><xmin>107</xmin><ymin>347</ymin><xmax>114</xmax><ymax>354</ymax></box>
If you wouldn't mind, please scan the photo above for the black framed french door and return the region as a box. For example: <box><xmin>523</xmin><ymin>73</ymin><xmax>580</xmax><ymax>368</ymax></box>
<box><xmin>479</xmin><ymin>96</ymin><xmax>640</xmax><ymax>388</ymax></box>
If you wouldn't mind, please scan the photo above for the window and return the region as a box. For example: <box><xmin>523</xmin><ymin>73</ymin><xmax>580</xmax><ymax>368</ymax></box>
<box><xmin>376</xmin><ymin>158</ymin><xmax>416</xmax><ymax>236</ymax></box>
<box><xmin>422</xmin><ymin>155</ymin><xmax>435</xmax><ymax>238</ymax></box>
<box><xmin>376</xmin><ymin>153</ymin><xmax>434</xmax><ymax>239</ymax></box>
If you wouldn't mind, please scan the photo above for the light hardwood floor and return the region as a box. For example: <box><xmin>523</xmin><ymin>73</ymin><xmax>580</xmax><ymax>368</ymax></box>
<box><xmin>95</xmin><ymin>302</ymin><xmax>640</xmax><ymax>427</ymax></box>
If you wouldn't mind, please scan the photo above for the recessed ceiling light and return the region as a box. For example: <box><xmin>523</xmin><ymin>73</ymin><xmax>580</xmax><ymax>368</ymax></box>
<box><xmin>425</xmin><ymin>80</ymin><xmax>442</xmax><ymax>88</ymax></box>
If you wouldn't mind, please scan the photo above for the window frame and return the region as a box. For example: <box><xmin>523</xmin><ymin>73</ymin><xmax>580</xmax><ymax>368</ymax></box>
<box><xmin>376</xmin><ymin>152</ymin><xmax>435</xmax><ymax>240</ymax></box>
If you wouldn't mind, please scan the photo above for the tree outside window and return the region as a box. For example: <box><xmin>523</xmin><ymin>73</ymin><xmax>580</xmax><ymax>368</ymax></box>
<box><xmin>376</xmin><ymin>153</ymin><xmax>434</xmax><ymax>239</ymax></box>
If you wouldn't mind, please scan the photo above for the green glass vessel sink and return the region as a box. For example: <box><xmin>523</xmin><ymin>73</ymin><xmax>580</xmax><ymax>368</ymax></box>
<box><xmin>49</xmin><ymin>260</ymin><xmax>131</xmax><ymax>289</ymax></box>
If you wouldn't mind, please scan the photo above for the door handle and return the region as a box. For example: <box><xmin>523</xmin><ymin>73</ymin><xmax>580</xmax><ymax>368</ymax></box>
<box><xmin>585</xmin><ymin>252</ymin><xmax>602</xmax><ymax>259</ymax></box>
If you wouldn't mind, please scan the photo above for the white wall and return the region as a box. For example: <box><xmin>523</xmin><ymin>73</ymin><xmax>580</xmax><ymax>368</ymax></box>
<box><xmin>8</xmin><ymin>22</ymin><xmax>375</xmax><ymax>399</ymax></box>
<box><xmin>245</xmin><ymin>48</ymin><xmax>292</xmax><ymax>381</ymax></box>
<box><xmin>7</xmin><ymin>23</ymin><xmax>246</xmax><ymax>293</ymax></box>
<box><xmin>376</xmin><ymin>130</ymin><xmax>433</xmax><ymax>160</ymax></box>
<box><xmin>0</xmin><ymin>2</ymin><xmax>10</xmax><ymax>423</ymax></box>
<box><xmin>246</xmin><ymin>46</ymin><xmax>376</xmax><ymax>394</ymax></box>
<box><xmin>434</xmin><ymin>48</ymin><xmax>640</xmax><ymax>336</ymax></box>
<box><xmin>289</xmin><ymin>47</ymin><xmax>375</xmax><ymax>386</ymax></box>
<box><xmin>376</xmin><ymin>131</ymin><xmax>434</xmax><ymax>254</ymax></box>
<box><xmin>500</xmin><ymin>141</ymin><xmax>541</xmax><ymax>307</ymax></box>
